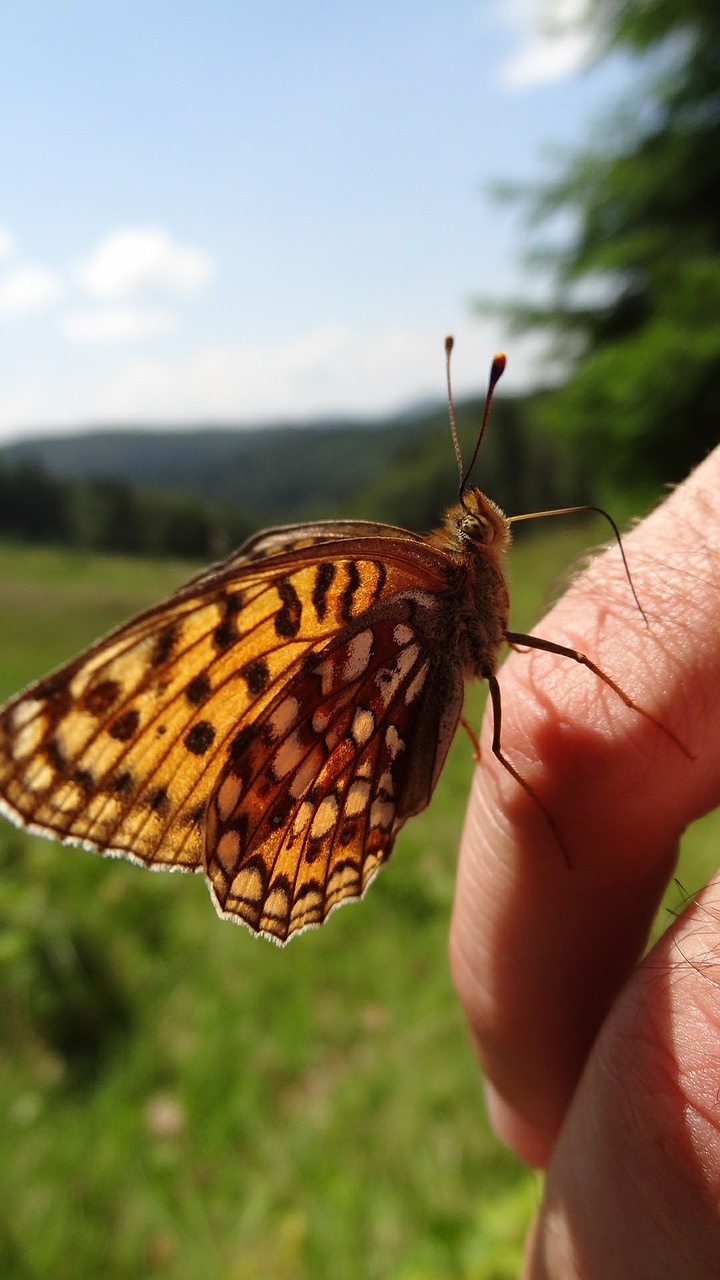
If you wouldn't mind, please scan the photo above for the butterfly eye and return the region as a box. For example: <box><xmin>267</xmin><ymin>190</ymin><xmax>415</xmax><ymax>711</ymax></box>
<box><xmin>461</xmin><ymin>513</ymin><xmax>494</xmax><ymax>545</ymax></box>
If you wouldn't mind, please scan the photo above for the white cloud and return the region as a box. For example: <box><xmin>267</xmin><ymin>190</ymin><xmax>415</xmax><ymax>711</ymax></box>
<box><xmin>0</xmin><ymin>321</ymin><xmax>555</xmax><ymax>438</ymax></box>
<box><xmin>95</xmin><ymin>327</ymin><xmax>443</xmax><ymax>422</ymax></box>
<box><xmin>87</xmin><ymin>321</ymin><xmax>547</xmax><ymax>425</ymax></box>
<box><xmin>502</xmin><ymin>30</ymin><xmax>592</xmax><ymax>88</ymax></box>
<box><xmin>0</xmin><ymin>265</ymin><xmax>61</xmax><ymax>316</ymax></box>
<box><xmin>497</xmin><ymin>0</ymin><xmax>594</xmax><ymax>90</ymax></box>
<box><xmin>76</xmin><ymin>227</ymin><xmax>214</xmax><ymax>300</ymax></box>
<box><xmin>61</xmin><ymin>306</ymin><xmax>177</xmax><ymax>344</ymax></box>
<box><xmin>0</xmin><ymin>227</ymin><xmax>16</xmax><ymax>261</ymax></box>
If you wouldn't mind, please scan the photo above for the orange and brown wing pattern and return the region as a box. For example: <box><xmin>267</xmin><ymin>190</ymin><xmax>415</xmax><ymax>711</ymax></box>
<box><xmin>205</xmin><ymin>602</ymin><xmax>463</xmax><ymax>941</ymax></box>
<box><xmin>0</xmin><ymin>534</ymin><xmax>450</xmax><ymax>929</ymax></box>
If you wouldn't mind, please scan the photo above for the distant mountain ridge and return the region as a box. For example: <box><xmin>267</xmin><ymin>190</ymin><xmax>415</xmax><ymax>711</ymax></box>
<box><xmin>0</xmin><ymin>392</ymin><xmax>587</xmax><ymax>535</ymax></box>
<box><xmin>0</xmin><ymin>405</ymin><xmax>447</xmax><ymax>523</ymax></box>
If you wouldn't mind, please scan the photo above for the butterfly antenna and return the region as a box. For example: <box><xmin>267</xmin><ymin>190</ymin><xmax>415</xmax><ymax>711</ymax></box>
<box><xmin>445</xmin><ymin>336</ymin><xmax>465</xmax><ymax>490</ymax></box>
<box><xmin>509</xmin><ymin>504</ymin><xmax>650</xmax><ymax>627</ymax></box>
<box><xmin>457</xmin><ymin>349</ymin><xmax>507</xmax><ymax>505</ymax></box>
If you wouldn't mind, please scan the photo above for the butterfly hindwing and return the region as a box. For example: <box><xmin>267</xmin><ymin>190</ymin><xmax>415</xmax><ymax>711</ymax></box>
<box><xmin>205</xmin><ymin>597</ymin><xmax>464</xmax><ymax>941</ymax></box>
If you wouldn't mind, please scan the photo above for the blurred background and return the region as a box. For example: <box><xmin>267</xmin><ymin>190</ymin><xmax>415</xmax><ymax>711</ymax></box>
<box><xmin>0</xmin><ymin>2</ymin><xmax>718</xmax><ymax>1277</ymax></box>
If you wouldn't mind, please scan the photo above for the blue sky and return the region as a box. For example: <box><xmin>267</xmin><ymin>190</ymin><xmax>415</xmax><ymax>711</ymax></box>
<box><xmin>0</xmin><ymin>1</ymin><xmax>631</xmax><ymax>439</ymax></box>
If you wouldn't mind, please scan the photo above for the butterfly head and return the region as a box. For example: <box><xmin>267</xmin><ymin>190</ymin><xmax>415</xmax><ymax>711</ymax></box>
<box><xmin>434</xmin><ymin>487</ymin><xmax>511</xmax><ymax>559</ymax></box>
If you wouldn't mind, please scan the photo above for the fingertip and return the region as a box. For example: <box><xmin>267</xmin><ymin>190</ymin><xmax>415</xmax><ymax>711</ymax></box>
<box><xmin>484</xmin><ymin>1080</ymin><xmax>553</xmax><ymax>1168</ymax></box>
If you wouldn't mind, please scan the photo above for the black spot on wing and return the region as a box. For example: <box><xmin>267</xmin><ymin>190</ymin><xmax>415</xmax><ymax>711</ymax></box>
<box><xmin>221</xmin><ymin>591</ymin><xmax>243</xmax><ymax>615</ymax></box>
<box><xmin>152</xmin><ymin>624</ymin><xmax>180</xmax><ymax>668</ymax></box>
<box><xmin>212</xmin><ymin>590</ymin><xmax>244</xmax><ymax>649</ymax></box>
<box><xmin>305</xmin><ymin>838</ymin><xmax>322</xmax><ymax>865</ymax></box>
<box><xmin>111</xmin><ymin>770</ymin><xmax>134</xmax><ymax>795</ymax></box>
<box><xmin>213</xmin><ymin>618</ymin><xmax>238</xmax><ymax>650</ymax></box>
<box><xmin>108</xmin><ymin>709</ymin><xmax>140</xmax><ymax>742</ymax></box>
<box><xmin>148</xmin><ymin>786</ymin><xmax>169</xmax><ymax>815</ymax></box>
<box><xmin>72</xmin><ymin>768</ymin><xmax>94</xmax><ymax>792</ymax></box>
<box><xmin>230</xmin><ymin>725</ymin><xmax>254</xmax><ymax>758</ymax></box>
<box><xmin>371</xmin><ymin>559</ymin><xmax>387</xmax><ymax>599</ymax></box>
<box><xmin>185</xmin><ymin>674</ymin><xmax>211</xmax><ymax>705</ymax></box>
<box><xmin>311</xmin><ymin>561</ymin><xmax>336</xmax><ymax>621</ymax></box>
<box><xmin>83</xmin><ymin>679</ymin><xmax>122</xmax><ymax>716</ymax></box>
<box><xmin>341</xmin><ymin>561</ymin><xmax>361</xmax><ymax>622</ymax></box>
<box><xmin>274</xmin><ymin>579</ymin><xmax>302</xmax><ymax>638</ymax></box>
<box><xmin>184</xmin><ymin>721</ymin><xmax>216</xmax><ymax>755</ymax></box>
<box><xmin>241</xmin><ymin>659</ymin><xmax>270</xmax><ymax>696</ymax></box>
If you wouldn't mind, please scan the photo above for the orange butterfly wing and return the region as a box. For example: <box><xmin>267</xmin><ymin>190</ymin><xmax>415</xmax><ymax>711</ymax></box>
<box><xmin>0</xmin><ymin>526</ymin><xmax>462</xmax><ymax>939</ymax></box>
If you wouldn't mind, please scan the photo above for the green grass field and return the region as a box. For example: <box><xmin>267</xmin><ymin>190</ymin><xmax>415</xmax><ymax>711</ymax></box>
<box><xmin>0</xmin><ymin>530</ymin><xmax>715</xmax><ymax>1280</ymax></box>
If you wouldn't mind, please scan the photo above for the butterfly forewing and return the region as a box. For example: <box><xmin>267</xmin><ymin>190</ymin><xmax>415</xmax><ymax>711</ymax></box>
<box><xmin>0</xmin><ymin>532</ymin><xmax>455</xmax><ymax>936</ymax></box>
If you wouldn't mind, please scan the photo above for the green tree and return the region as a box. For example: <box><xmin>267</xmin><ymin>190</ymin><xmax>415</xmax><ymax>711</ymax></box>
<box><xmin>492</xmin><ymin>0</ymin><xmax>720</xmax><ymax>491</ymax></box>
<box><xmin>0</xmin><ymin>460</ymin><xmax>70</xmax><ymax>542</ymax></box>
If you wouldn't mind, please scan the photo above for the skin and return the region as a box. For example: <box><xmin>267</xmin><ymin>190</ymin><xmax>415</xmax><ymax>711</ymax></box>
<box><xmin>449</xmin><ymin>443</ymin><xmax>720</xmax><ymax>1278</ymax></box>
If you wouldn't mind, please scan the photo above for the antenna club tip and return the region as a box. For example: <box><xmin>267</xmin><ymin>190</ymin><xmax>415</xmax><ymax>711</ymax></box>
<box><xmin>491</xmin><ymin>352</ymin><xmax>507</xmax><ymax>380</ymax></box>
<box><xmin>445</xmin><ymin>334</ymin><xmax>454</xmax><ymax>354</ymax></box>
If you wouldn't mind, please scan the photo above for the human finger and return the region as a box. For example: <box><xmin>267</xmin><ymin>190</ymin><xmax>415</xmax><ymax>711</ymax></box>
<box><xmin>450</xmin><ymin>445</ymin><xmax>720</xmax><ymax>1165</ymax></box>
<box><xmin>523</xmin><ymin>870</ymin><xmax>720</xmax><ymax>1278</ymax></box>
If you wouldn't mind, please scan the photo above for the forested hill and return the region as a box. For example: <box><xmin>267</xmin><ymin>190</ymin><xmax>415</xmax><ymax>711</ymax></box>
<box><xmin>0</xmin><ymin>415</ymin><xmax>414</xmax><ymax>521</ymax></box>
<box><xmin>0</xmin><ymin>391</ymin><xmax>591</xmax><ymax>563</ymax></box>
<box><xmin>0</xmin><ymin>392</ymin><xmax>586</xmax><ymax>532</ymax></box>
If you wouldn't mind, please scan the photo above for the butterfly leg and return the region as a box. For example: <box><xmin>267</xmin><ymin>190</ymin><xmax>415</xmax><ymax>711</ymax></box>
<box><xmin>505</xmin><ymin>631</ymin><xmax>691</xmax><ymax>759</ymax></box>
<box><xmin>487</xmin><ymin>673</ymin><xmax>571</xmax><ymax>867</ymax></box>
<box><xmin>460</xmin><ymin>716</ymin><xmax>481</xmax><ymax>761</ymax></box>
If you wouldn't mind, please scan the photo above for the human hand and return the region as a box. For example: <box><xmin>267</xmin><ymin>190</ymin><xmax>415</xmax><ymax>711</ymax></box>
<box><xmin>450</xmin><ymin>444</ymin><xmax>720</xmax><ymax>1277</ymax></box>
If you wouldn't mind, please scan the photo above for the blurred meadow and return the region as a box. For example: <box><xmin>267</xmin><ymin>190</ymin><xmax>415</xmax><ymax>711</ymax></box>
<box><xmin>0</xmin><ymin>526</ymin><xmax>716</xmax><ymax>1280</ymax></box>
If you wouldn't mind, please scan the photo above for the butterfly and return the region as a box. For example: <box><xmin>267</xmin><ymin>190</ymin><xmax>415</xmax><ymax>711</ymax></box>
<box><xmin>0</xmin><ymin>344</ymin><xmax>682</xmax><ymax>943</ymax></box>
